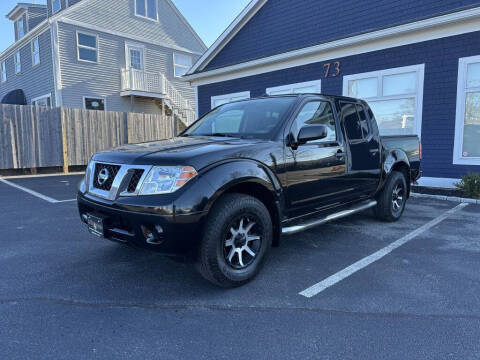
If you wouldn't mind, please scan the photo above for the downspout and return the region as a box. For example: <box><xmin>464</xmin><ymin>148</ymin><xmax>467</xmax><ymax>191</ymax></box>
<box><xmin>50</xmin><ymin>20</ymin><xmax>63</xmax><ymax>107</ymax></box>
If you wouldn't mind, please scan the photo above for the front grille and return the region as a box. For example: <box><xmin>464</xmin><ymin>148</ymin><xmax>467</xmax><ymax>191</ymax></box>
<box><xmin>127</xmin><ymin>169</ymin><xmax>145</xmax><ymax>193</ymax></box>
<box><xmin>93</xmin><ymin>163</ymin><xmax>121</xmax><ymax>191</ymax></box>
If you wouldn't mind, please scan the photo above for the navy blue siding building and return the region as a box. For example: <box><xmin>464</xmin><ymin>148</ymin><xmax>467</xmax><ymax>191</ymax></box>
<box><xmin>185</xmin><ymin>0</ymin><xmax>480</xmax><ymax>186</ymax></box>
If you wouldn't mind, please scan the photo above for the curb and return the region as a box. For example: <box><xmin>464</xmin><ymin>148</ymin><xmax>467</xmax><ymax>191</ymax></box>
<box><xmin>411</xmin><ymin>192</ymin><xmax>479</xmax><ymax>204</ymax></box>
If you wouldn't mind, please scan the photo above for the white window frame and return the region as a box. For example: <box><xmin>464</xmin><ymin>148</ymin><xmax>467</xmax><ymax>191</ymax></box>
<box><xmin>76</xmin><ymin>31</ymin><xmax>99</xmax><ymax>64</ymax></box>
<box><xmin>16</xmin><ymin>17</ymin><xmax>25</xmax><ymax>40</ymax></box>
<box><xmin>52</xmin><ymin>0</ymin><xmax>62</xmax><ymax>14</ymax></box>
<box><xmin>173</xmin><ymin>53</ymin><xmax>192</xmax><ymax>78</ymax></box>
<box><xmin>31</xmin><ymin>37</ymin><xmax>40</xmax><ymax>67</ymax></box>
<box><xmin>453</xmin><ymin>55</ymin><xmax>480</xmax><ymax>165</ymax></box>
<box><xmin>83</xmin><ymin>96</ymin><xmax>107</xmax><ymax>111</ymax></box>
<box><xmin>266</xmin><ymin>80</ymin><xmax>322</xmax><ymax>95</ymax></box>
<box><xmin>125</xmin><ymin>42</ymin><xmax>145</xmax><ymax>70</ymax></box>
<box><xmin>135</xmin><ymin>0</ymin><xmax>159</xmax><ymax>21</ymax></box>
<box><xmin>1</xmin><ymin>60</ymin><xmax>6</xmax><ymax>83</ymax></box>
<box><xmin>31</xmin><ymin>93</ymin><xmax>52</xmax><ymax>107</ymax></box>
<box><xmin>14</xmin><ymin>51</ymin><xmax>21</xmax><ymax>75</ymax></box>
<box><xmin>343</xmin><ymin>64</ymin><xmax>425</xmax><ymax>138</ymax></box>
<box><xmin>211</xmin><ymin>91</ymin><xmax>251</xmax><ymax>109</ymax></box>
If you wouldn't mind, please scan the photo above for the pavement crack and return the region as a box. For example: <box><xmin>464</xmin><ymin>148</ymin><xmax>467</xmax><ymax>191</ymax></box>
<box><xmin>1</xmin><ymin>296</ymin><xmax>480</xmax><ymax>321</ymax></box>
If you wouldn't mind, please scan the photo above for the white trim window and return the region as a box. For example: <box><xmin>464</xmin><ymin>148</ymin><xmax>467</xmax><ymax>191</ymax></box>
<box><xmin>174</xmin><ymin>53</ymin><xmax>192</xmax><ymax>78</ymax></box>
<box><xmin>211</xmin><ymin>91</ymin><xmax>250</xmax><ymax>109</ymax></box>
<box><xmin>52</xmin><ymin>0</ymin><xmax>62</xmax><ymax>14</ymax></box>
<box><xmin>343</xmin><ymin>64</ymin><xmax>425</xmax><ymax>137</ymax></box>
<box><xmin>14</xmin><ymin>51</ymin><xmax>21</xmax><ymax>74</ymax></box>
<box><xmin>32</xmin><ymin>37</ymin><xmax>40</xmax><ymax>67</ymax></box>
<box><xmin>1</xmin><ymin>61</ymin><xmax>6</xmax><ymax>83</ymax></box>
<box><xmin>266</xmin><ymin>80</ymin><xmax>322</xmax><ymax>95</ymax></box>
<box><xmin>125</xmin><ymin>42</ymin><xmax>145</xmax><ymax>70</ymax></box>
<box><xmin>454</xmin><ymin>55</ymin><xmax>480</xmax><ymax>165</ymax></box>
<box><xmin>32</xmin><ymin>94</ymin><xmax>52</xmax><ymax>107</ymax></box>
<box><xmin>16</xmin><ymin>17</ymin><xmax>25</xmax><ymax>40</ymax></box>
<box><xmin>84</xmin><ymin>97</ymin><xmax>106</xmax><ymax>111</ymax></box>
<box><xmin>135</xmin><ymin>0</ymin><xmax>158</xmax><ymax>21</ymax></box>
<box><xmin>77</xmin><ymin>32</ymin><xmax>98</xmax><ymax>63</ymax></box>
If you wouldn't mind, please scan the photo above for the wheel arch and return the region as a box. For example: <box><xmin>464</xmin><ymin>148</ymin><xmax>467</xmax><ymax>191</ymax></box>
<box><xmin>202</xmin><ymin>160</ymin><xmax>284</xmax><ymax>247</ymax></box>
<box><xmin>382</xmin><ymin>149</ymin><xmax>411</xmax><ymax>197</ymax></box>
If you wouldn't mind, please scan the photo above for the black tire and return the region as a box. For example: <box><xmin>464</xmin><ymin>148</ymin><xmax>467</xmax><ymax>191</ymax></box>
<box><xmin>375</xmin><ymin>171</ymin><xmax>408</xmax><ymax>222</ymax></box>
<box><xmin>197</xmin><ymin>193</ymin><xmax>273</xmax><ymax>288</ymax></box>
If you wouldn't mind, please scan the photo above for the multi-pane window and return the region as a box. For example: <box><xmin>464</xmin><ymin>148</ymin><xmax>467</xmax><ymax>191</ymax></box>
<box><xmin>1</xmin><ymin>61</ymin><xmax>6</xmax><ymax>83</ymax></box>
<box><xmin>266</xmin><ymin>80</ymin><xmax>322</xmax><ymax>95</ymax></box>
<box><xmin>293</xmin><ymin>101</ymin><xmax>337</xmax><ymax>143</ymax></box>
<box><xmin>84</xmin><ymin>97</ymin><xmax>105</xmax><ymax>111</ymax></box>
<box><xmin>32</xmin><ymin>37</ymin><xmax>40</xmax><ymax>66</ymax></box>
<box><xmin>77</xmin><ymin>32</ymin><xmax>98</xmax><ymax>63</ymax></box>
<box><xmin>454</xmin><ymin>56</ymin><xmax>480</xmax><ymax>164</ymax></box>
<box><xmin>52</xmin><ymin>0</ymin><xmax>62</xmax><ymax>14</ymax></box>
<box><xmin>14</xmin><ymin>51</ymin><xmax>21</xmax><ymax>74</ymax></box>
<box><xmin>173</xmin><ymin>53</ymin><xmax>192</xmax><ymax>77</ymax></box>
<box><xmin>16</xmin><ymin>17</ymin><xmax>25</xmax><ymax>40</ymax></box>
<box><xmin>129</xmin><ymin>48</ymin><xmax>143</xmax><ymax>70</ymax></box>
<box><xmin>344</xmin><ymin>65</ymin><xmax>424</xmax><ymax>136</ymax></box>
<box><xmin>211</xmin><ymin>91</ymin><xmax>250</xmax><ymax>109</ymax></box>
<box><xmin>136</xmin><ymin>0</ymin><xmax>157</xmax><ymax>20</ymax></box>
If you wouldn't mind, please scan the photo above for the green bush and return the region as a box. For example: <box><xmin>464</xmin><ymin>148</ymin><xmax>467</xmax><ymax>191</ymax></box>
<box><xmin>455</xmin><ymin>173</ymin><xmax>480</xmax><ymax>199</ymax></box>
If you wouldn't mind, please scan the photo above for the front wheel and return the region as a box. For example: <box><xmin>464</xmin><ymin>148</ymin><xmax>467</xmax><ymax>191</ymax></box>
<box><xmin>197</xmin><ymin>193</ymin><xmax>273</xmax><ymax>288</ymax></box>
<box><xmin>374</xmin><ymin>171</ymin><xmax>408</xmax><ymax>222</ymax></box>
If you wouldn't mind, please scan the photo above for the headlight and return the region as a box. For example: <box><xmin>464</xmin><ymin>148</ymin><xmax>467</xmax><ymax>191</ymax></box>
<box><xmin>139</xmin><ymin>166</ymin><xmax>198</xmax><ymax>195</ymax></box>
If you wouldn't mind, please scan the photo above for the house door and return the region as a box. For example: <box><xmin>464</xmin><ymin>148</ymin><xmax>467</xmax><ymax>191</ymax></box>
<box><xmin>126</xmin><ymin>45</ymin><xmax>144</xmax><ymax>70</ymax></box>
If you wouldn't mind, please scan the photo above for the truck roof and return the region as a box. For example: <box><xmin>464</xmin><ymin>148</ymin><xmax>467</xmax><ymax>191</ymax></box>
<box><xmin>253</xmin><ymin>93</ymin><xmax>363</xmax><ymax>103</ymax></box>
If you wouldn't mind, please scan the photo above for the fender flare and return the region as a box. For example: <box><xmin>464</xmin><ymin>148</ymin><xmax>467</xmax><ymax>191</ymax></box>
<box><xmin>201</xmin><ymin>159</ymin><xmax>283</xmax><ymax>212</ymax></box>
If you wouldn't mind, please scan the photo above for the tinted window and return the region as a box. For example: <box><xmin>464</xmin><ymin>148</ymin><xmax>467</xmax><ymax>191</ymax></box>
<box><xmin>184</xmin><ymin>97</ymin><xmax>296</xmax><ymax>139</ymax></box>
<box><xmin>85</xmin><ymin>98</ymin><xmax>105</xmax><ymax>111</ymax></box>
<box><xmin>357</xmin><ymin>104</ymin><xmax>370</xmax><ymax>137</ymax></box>
<box><xmin>341</xmin><ymin>103</ymin><xmax>363</xmax><ymax>140</ymax></box>
<box><xmin>294</xmin><ymin>101</ymin><xmax>337</xmax><ymax>143</ymax></box>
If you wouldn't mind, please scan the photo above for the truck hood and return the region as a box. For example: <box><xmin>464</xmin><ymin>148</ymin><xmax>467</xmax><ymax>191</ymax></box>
<box><xmin>92</xmin><ymin>136</ymin><xmax>281</xmax><ymax>171</ymax></box>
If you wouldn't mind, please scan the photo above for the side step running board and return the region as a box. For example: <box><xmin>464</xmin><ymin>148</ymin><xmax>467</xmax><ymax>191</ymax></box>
<box><xmin>282</xmin><ymin>200</ymin><xmax>377</xmax><ymax>235</ymax></box>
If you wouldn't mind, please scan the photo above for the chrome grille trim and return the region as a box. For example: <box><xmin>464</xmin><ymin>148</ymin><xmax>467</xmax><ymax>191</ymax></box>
<box><xmin>87</xmin><ymin>161</ymin><xmax>152</xmax><ymax>200</ymax></box>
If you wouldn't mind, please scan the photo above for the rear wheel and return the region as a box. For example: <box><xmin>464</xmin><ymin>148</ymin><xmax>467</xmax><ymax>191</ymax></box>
<box><xmin>197</xmin><ymin>193</ymin><xmax>273</xmax><ymax>288</ymax></box>
<box><xmin>375</xmin><ymin>171</ymin><xmax>408</xmax><ymax>222</ymax></box>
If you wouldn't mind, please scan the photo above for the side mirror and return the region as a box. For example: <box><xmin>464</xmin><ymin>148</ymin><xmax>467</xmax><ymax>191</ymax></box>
<box><xmin>297</xmin><ymin>125</ymin><xmax>328</xmax><ymax>145</ymax></box>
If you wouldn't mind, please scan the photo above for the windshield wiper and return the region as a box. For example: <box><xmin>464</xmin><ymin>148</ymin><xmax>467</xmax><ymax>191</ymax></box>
<box><xmin>196</xmin><ymin>133</ymin><xmax>238</xmax><ymax>138</ymax></box>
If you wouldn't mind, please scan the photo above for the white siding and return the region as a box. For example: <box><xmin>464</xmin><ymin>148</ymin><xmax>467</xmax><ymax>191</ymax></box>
<box><xmin>0</xmin><ymin>30</ymin><xmax>56</xmax><ymax>105</ymax></box>
<box><xmin>63</xmin><ymin>0</ymin><xmax>205</xmax><ymax>54</ymax></box>
<box><xmin>57</xmin><ymin>22</ymin><xmax>198</xmax><ymax>113</ymax></box>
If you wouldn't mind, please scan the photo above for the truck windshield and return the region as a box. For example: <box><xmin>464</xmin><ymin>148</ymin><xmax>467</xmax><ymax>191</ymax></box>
<box><xmin>183</xmin><ymin>97</ymin><xmax>296</xmax><ymax>139</ymax></box>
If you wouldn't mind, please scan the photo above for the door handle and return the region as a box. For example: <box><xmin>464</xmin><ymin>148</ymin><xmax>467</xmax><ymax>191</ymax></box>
<box><xmin>369</xmin><ymin>149</ymin><xmax>379</xmax><ymax>155</ymax></box>
<box><xmin>336</xmin><ymin>151</ymin><xmax>345</xmax><ymax>160</ymax></box>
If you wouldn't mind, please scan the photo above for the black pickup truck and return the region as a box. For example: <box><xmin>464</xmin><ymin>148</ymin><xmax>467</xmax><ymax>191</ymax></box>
<box><xmin>78</xmin><ymin>95</ymin><xmax>421</xmax><ymax>287</ymax></box>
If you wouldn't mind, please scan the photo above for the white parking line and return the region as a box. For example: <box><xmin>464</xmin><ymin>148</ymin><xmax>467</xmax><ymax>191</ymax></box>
<box><xmin>0</xmin><ymin>178</ymin><xmax>76</xmax><ymax>204</ymax></box>
<box><xmin>299</xmin><ymin>203</ymin><xmax>469</xmax><ymax>298</ymax></box>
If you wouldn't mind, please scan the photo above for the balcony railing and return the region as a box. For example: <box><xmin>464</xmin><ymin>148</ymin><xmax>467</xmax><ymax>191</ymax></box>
<box><xmin>121</xmin><ymin>68</ymin><xmax>165</xmax><ymax>94</ymax></box>
<box><xmin>121</xmin><ymin>68</ymin><xmax>196</xmax><ymax>125</ymax></box>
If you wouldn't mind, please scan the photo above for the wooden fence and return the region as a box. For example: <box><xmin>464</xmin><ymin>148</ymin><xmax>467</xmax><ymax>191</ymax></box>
<box><xmin>0</xmin><ymin>104</ymin><xmax>174</xmax><ymax>171</ymax></box>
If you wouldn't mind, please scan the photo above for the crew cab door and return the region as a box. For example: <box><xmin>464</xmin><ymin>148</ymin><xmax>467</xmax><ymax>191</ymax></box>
<box><xmin>338</xmin><ymin>101</ymin><xmax>381</xmax><ymax>196</ymax></box>
<box><xmin>284</xmin><ymin>99</ymin><xmax>352</xmax><ymax>216</ymax></box>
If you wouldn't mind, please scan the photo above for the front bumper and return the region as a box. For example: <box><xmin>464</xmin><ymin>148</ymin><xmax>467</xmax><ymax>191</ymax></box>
<box><xmin>77</xmin><ymin>192</ymin><xmax>208</xmax><ymax>255</ymax></box>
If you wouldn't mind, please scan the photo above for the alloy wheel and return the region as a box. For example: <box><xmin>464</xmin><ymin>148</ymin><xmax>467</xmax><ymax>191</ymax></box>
<box><xmin>223</xmin><ymin>216</ymin><xmax>262</xmax><ymax>270</ymax></box>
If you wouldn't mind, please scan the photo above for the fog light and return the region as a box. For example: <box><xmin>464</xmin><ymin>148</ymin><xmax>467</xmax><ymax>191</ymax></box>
<box><xmin>142</xmin><ymin>225</ymin><xmax>164</xmax><ymax>245</ymax></box>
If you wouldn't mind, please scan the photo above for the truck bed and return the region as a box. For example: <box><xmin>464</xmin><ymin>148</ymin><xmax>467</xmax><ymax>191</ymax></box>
<box><xmin>381</xmin><ymin>135</ymin><xmax>421</xmax><ymax>175</ymax></box>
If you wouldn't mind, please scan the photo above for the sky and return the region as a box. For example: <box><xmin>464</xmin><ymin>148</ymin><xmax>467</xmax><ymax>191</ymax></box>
<box><xmin>0</xmin><ymin>0</ymin><xmax>251</xmax><ymax>52</ymax></box>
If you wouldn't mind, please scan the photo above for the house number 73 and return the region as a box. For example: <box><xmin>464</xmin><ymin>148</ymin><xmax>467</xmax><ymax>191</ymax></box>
<box><xmin>324</xmin><ymin>62</ymin><xmax>341</xmax><ymax>78</ymax></box>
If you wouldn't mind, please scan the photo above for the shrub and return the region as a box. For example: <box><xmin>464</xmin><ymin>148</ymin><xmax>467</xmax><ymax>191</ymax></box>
<box><xmin>455</xmin><ymin>173</ymin><xmax>480</xmax><ymax>199</ymax></box>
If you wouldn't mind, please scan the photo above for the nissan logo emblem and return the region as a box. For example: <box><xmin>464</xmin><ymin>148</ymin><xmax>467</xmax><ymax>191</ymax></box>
<box><xmin>97</xmin><ymin>168</ymin><xmax>110</xmax><ymax>186</ymax></box>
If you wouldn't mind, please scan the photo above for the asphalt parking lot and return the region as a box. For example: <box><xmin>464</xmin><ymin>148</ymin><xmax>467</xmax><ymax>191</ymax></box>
<box><xmin>1</xmin><ymin>174</ymin><xmax>479</xmax><ymax>359</ymax></box>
